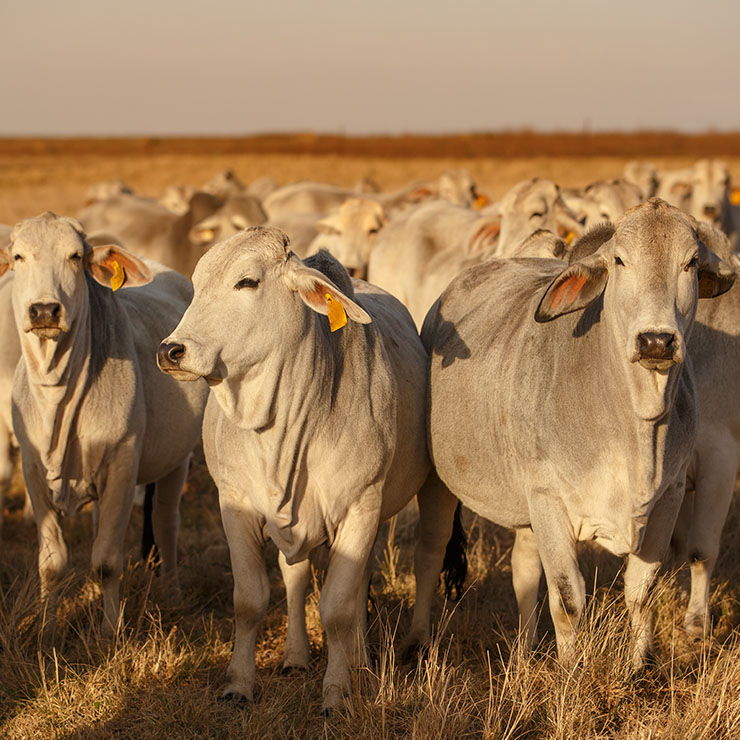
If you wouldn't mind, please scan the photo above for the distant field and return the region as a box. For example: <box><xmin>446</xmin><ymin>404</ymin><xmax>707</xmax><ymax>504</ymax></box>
<box><xmin>2</xmin><ymin>133</ymin><xmax>740</xmax><ymax>225</ymax></box>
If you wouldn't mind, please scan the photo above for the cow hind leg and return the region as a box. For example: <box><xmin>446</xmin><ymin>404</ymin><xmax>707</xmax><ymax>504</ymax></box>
<box><xmin>278</xmin><ymin>552</ymin><xmax>311</xmax><ymax>672</ymax></box>
<box><xmin>141</xmin><ymin>483</ymin><xmax>159</xmax><ymax>566</ymax></box>
<box><xmin>684</xmin><ymin>445</ymin><xmax>738</xmax><ymax>637</ymax></box>
<box><xmin>511</xmin><ymin>527</ymin><xmax>543</xmax><ymax>651</ymax></box>
<box><xmin>404</xmin><ymin>472</ymin><xmax>460</xmax><ymax>659</ymax></box>
<box><xmin>151</xmin><ymin>460</ymin><xmax>189</xmax><ymax>592</ymax></box>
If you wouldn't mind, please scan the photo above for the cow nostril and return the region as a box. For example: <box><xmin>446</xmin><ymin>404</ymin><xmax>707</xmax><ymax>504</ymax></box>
<box><xmin>638</xmin><ymin>332</ymin><xmax>675</xmax><ymax>360</ymax></box>
<box><xmin>158</xmin><ymin>342</ymin><xmax>186</xmax><ymax>368</ymax></box>
<box><xmin>51</xmin><ymin>303</ymin><xmax>60</xmax><ymax>320</ymax></box>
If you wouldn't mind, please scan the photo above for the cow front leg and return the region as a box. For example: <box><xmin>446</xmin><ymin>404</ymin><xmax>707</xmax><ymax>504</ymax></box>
<box><xmin>683</xmin><ymin>443</ymin><xmax>737</xmax><ymax>636</ymax></box>
<box><xmin>319</xmin><ymin>495</ymin><xmax>380</xmax><ymax>713</ymax></box>
<box><xmin>624</xmin><ymin>479</ymin><xmax>685</xmax><ymax>672</ymax></box>
<box><xmin>34</xmin><ymin>495</ymin><xmax>68</xmax><ymax>641</ymax></box>
<box><xmin>92</xmin><ymin>478</ymin><xmax>137</xmax><ymax>633</ymax></box>
<box><xmin>220</xmin><ymin>501</ymin><xmax>269</xmax><ymax>703</ymax></box>
<box><xmin>529</xmin><ymin>490</ymin><xmax>584</xmax><ymax>666</ymax></box>
<box><xmin>278</xmin><ymin>552</ymin><xmax>311</xmax><ymax>672</ymax></box>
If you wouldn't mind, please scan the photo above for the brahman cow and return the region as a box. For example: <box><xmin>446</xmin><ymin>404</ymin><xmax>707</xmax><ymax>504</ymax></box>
<box><xmin>157</xmin><ymin>227</ymin><xmax>429</xmax><ymax>712</ymax></box>
<box><xmin>407</xmin><ymin>199</ymin><xmax>734</xmax><ymax>670</ymax></box>
<box><xmin>4</xmin><ymin>212</ymin><xmax>208</xmax><ymax>634</ymax></box>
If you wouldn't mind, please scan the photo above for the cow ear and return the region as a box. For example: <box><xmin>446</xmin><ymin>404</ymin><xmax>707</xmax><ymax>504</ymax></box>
<box><xmin>87</xmin><ymin>245</ymin><xmax>152</xmax><ymax>291</ymax></box>
<box><xmin>0</xmin><ymin>250</ymin><xmax>10</xmax><ymax>279</ymax></box>
<box><xmin>535</xmin><ymin>250</ymin><xmax>609</xmax><ymax>322</ymax></box>
<box><xmin>697</xmin><ymin>240</ymin><xmax>736</xmax><ymax>299</ymax></box>
<box><xmin>467</xmin><ymin>219</ymin><xmax>501</xmax><ymax>255</ymax></box>
<box><xmin>285</xmin><ymin>262</ymin><xmax>371</xmax><ymax>331</ymax></box>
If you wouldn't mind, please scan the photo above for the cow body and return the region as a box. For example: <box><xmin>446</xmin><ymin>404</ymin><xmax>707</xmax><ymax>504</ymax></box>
<box><xmin>408</xmin><ymin>199</ymin><xmax>734</xmax><ymax>668</ymax></box>
<box><xmin>158</xmin><ymin>228</ymin><xmax>429</xmax><ymax>711</ymax></box>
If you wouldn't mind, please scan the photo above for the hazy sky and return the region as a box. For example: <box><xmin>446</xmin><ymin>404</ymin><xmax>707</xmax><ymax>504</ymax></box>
<box><xmin>1</xmin><ymin>0</ymin><xmax>738</xmax><ymax>136</ymax></box>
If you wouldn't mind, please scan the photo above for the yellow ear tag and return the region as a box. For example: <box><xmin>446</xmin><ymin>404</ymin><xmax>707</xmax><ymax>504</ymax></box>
<box><xmin>325</xmin><ymin>292</ymin><xmax>347</xmax><ymax>332</ymax></box>
<box><xmin>565</xmin><ymin>231</ymin><xmax>575</xmax><ymax>245</ymax></box>
<box><xmin>731</xmin><ymin>189</ymin><xmax>740</xmax><ymax>206</ymax></box>
<box><xmin>110</xmin><ymin>259</ymin><xmax>125</xmax><ymax>292</ymax></box>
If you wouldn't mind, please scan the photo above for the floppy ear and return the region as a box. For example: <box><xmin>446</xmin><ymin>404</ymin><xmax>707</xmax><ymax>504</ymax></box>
<box><xmin>535</xmin><ymin>250</ymin><xmax>609</xmax><ymax>322</ymax></box>
<box><xmin>87</xmin><ymin>245</ymin><xmax>152</xmax><ymax>290</ymax></box>
<box><xmin>696</xmin><ymin>240</ymin><xmax>736</xmax><ymax>298</ymax></box>
<box><xmin>0</xmin><ymin>250</ymin><xmax>10</xmax><ymax>279</ymax></box>
<box><xmin>284</xmin><ymin>261</ymin><xmax>371</xmax><ymax>331</ymax></box>
<box><xmin>516</xmin><ymin>229</ymin><xmax>568</xmax><ymax>259</ymax></box>
<box><xmin>467</xmin><ymin>220</ymin><xmax>500</xmax><ymax>255</ymax></box>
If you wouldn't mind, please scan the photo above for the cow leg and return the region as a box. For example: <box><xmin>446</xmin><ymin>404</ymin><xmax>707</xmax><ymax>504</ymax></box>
<box><xmin>405</xmin><ymin>471</ymin><xmax>459</xmax><ymax>654</ymax></box>
<box><xmin>319</xmin><ymin>496</ymin><xmax>380</xmax><ymax>713</ymax></box>
<box><xmin>92</xmin><ymin>480</ymin><xmax>136</xmax><ymax>633</ymax></box>
<box><xmin>29</xmin><ymin>476</ymin><xmax>68</xmax><ymax>641</ymax></box>
<box><xmin>151</xmin><ymin>459</ymin><xmax>189</xmax><ymax>591</ymax></box>
<box><xmin>511</xmin><ymin>527</ymin><xmax>543</xmax><ymax>650</ymax></box>
<box><xmin>529</xmin><ymin>490</ymin><xmax>584</xmax><ymax>665</ymax></box>
<box><xmin>683</xmin><ymin>443</ymin><xmax>738</xmax><ymax>636</ymax></box>
<box><xmin>624</xmin><ymin>479</ymin><xmax>685</xmax><ymax>672</ymax></box>
<box><xmin>220</xmin><ymin>502</ymin><xmax>269</xmax><ymax>703</ymax></box>
<box><xmin>278</xmin><ymin>552</ymin><xmax>311</xmax><ymax>672</ymax></box>
<box><xmin>0</xmin><ymin>424</ymin><xmax>13</xmax><ymax>540</ymax></box>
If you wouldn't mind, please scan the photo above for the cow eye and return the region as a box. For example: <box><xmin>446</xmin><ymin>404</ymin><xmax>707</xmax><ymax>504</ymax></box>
<box><xmin>235</xmin><ymin>277</ymin><xmax>259</xmax><ymax>289</ymax></box>
<box><xmin>70</xmin><ymin>252</ymin><xmax>82</xmax><ymax>262</ymax></box>
<box><xmin>368</xmin><ymin>228</ymin><xmax>379</xmax><ymax>235</ymax></box>
<box><xmin>530</xmin><ymin>212</ymin><xmax>544</xmax><ymax>219</ymax></box>
<box><xmin>614</xmin><ymin>256</ymin><xmax>625</xmax><ymax>266</ymax></box>
<box><xmin>13</xmin><ymin>254</ymin><xmax>23</xmax><ymax>262</ymax></box>
<box><xmin>685</xmin><ymin>255</ymin><xmax>699</xmax><ymax>271</ymax></box>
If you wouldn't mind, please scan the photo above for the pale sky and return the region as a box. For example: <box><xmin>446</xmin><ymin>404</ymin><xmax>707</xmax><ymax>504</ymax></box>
<box><xmin>1</xmin><ymin>0</ymin><xmax>737</xmax><ymax>136</ymax></box>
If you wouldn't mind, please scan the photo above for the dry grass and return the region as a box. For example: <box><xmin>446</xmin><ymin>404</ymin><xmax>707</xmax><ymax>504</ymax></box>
<box><xmin>1</xmin><ymin>146</ymin><xmax>740</xmax><ymax>739</ymax></box>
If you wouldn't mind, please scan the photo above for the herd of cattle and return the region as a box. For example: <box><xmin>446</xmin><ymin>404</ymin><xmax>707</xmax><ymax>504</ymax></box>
<box><xmin>1</xmin><ymin>157</ymin><xmax>739</xmax><ymax>712</ymax></box>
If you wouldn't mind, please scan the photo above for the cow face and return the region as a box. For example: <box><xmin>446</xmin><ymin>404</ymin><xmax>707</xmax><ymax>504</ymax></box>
<box><xmin>688</xmin><ymin>159</ymin><xmax>730</xmax><ymax>227</ymax></box>
<box><xmin>536</xmin><ymin>199</ymin><xmax>735</xmax><ymax>419</ymax></box>
<box><xmin>2</xmin><ymin>212</ymin><xmax>151</xmax><ymax>343</ymax></box>
<box><xmin>158</xmin><ymin>227</ymin><xmax>371</xmax><ymax>388</ymax></box>
<box><xmin>314</xmin><ymin>198</ymin><xmax>386</xmax><ymax>279</ymax></box>
<box><xmin>496</xmin><ymin>179</ymin><xmax>583</xmax><ymax>256</ymax></box>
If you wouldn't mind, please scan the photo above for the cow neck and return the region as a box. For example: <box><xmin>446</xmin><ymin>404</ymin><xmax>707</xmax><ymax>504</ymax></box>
<box><xmin>598</xmin><ymin>309</ymin><xmax>691</xmax><ymax>550</ymax></box>
<box><xmin>21</xmin><ymin>287</ymin><xmax>93</xmax><ymax>510</ymax></box>
<box><xmin>213</xmin><ymin>313</ymin><xmax>341</xmax><ymax>551</ymax></box>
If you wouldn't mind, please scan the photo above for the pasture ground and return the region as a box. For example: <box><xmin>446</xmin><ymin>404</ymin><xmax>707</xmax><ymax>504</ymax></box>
<box><xmin>0</xmin><ymin>140</ymin><xmax>739</xmax><ymax>739</ymax></box>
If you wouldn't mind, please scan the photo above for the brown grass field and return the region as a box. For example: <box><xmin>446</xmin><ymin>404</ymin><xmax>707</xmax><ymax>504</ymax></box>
<box><xmin>1</xmin><ymin>136</ymin><xmax>740</xmax><ymax>739</ymax></box>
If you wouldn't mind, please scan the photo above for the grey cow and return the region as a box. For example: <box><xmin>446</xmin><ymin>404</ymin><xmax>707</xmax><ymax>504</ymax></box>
<box><xmin>157</xmin><ymin>227</ymin><xmax>430</xmax><ymax>712</ymax></box>
<box><xmin>407</xmin><ymin>199</ymin><xmax>734</xmax><ymax>670</ymax></box>
<box><xmin>5</xmin><ymin>213</ymin><xmax>208</xmax><ymax>635</ymax></box>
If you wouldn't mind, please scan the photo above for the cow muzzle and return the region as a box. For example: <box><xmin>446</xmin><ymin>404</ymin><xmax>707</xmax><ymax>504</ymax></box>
<box><xmin>634</xmin><ymin>331</ymin><xmax>681</xmax><ymax>370</ymax></box>
<box><xmin>28</xmin><ymin>302</ymin><xmax>64</xmax><ymax>339</ymax></box>
<box><xmin>156</xmin><ymin>341</ymin><xmax>203</xmax><ymax>381</ymax></box>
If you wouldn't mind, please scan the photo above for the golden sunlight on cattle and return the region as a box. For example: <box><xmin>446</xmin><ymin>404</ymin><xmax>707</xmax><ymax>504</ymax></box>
<box><xmin>1</xmin><ymin>138</ymin><xmax>740</xmax><ymax>738</ymax></box>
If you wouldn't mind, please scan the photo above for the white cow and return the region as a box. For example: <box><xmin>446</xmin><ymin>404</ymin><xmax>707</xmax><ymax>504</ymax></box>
<box><xmin>408</xmin><ymin>199</ymin><xmax>734</xmax><ymax>670</ymax></box>
<box><xmin>5</xmin><ymin>212</ymin><xmax>208</xmax><ymax>634</ymax></box>
<box><xmin>306</xmin><ymin>197</ymin><xmax>387</xmax><ymax>278</ymax></box>
<box><xmin>368</xmin><ymin>179</ymin><xmax>581</xmax><ymax>327</ymax></box>
<box><xmin>563</xmin><ymin>179</ymin><xmax>643</xmax><ymax>229</ymax></box>
<box><xmin>157</xmin><ymin>228</ymin><xmax>429</xmax><ymax>711</ymax></box>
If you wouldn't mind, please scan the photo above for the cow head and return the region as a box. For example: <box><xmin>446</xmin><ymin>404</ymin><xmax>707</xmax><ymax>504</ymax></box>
<box><xmin>313</xmin><ymin>198</ymin><xmax>387</xmax><ymax>279</ymax></box>
<box><xmin>158</xmin><ymin>227</ymin><xmax>371</xmax><ymax>426</ymax></box>
<box><xmin>536</xmin><ymin>199</ymin><xmax>735</xmax><ymax>420</ymax></box>
<box><xmin>688</xmin><ymin>159</ymin><xmax>731</xmax><ymax>227</ymax></box>
<box><xmin>494</xmin><ymin>178</ymin><xmax>583</xmax><ymax>256</ymax></box>
<box><xmin>3</xmin><ymin>212</ymin><xmax>151</xmax><ymax>342</ymax></box>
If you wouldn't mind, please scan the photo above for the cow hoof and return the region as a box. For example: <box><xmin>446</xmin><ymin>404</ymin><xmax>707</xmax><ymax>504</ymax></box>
<box><xmin>322</xmin><ymin>684</ymin><xmax>345</xmax><ymax>714</ymax></box>
<box><xmin>399</xmin><ymin>638</ymin><xmax>428</xmax><ymax>666</ymax></box>
<box><xmin>322</xmin><ymin>707</ymin><xmax>333</xmax><ymax>718</ymax></box>
<box><xmin>281</xmin><ymin>664</ymin><xmax>309</xmax><ymax>676</ymax></box>
<box><xmin>220</xmin><ymin>690</ymin><xmax>250</xmax><ymax>705</ymax></box>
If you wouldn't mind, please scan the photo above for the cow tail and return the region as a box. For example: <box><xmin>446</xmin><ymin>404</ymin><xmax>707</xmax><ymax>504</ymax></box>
<box><xmin>442</xmin><ymin>502</ymin><xmax>468</xmax><ymax>601</ymax></box>
<box><xmin>142</xmin><ymin>482</ymin><xmax>159</xmax><ymax>565</ymax></box>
